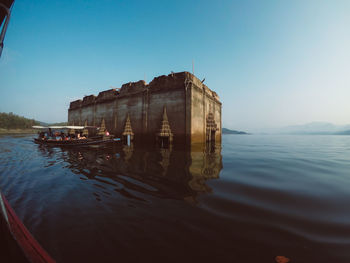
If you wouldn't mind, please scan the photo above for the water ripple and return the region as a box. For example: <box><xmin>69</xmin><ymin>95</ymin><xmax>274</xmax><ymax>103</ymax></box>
<box><xmin>0</xmin><ymin>134</ymin><xmax>350</xmax><ymax>262</ymax></box>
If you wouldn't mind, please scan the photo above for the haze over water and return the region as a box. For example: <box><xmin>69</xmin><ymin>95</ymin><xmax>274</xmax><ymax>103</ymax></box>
<box><xmin>0</xmin><ymin>134</ymin><xmax>350</xmax><ymax>262</ymax></box>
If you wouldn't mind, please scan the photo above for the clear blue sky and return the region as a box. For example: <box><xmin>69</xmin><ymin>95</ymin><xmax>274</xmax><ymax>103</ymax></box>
<box><xmin>1</xmin><ymin>0</ymin><xmax>349</xmax><ymax>132</ymax></box>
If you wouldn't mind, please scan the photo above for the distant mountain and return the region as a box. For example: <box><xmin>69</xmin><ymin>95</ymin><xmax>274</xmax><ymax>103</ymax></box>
<box><xmin>0</xmin><ymin>112</ymin><xmax>39</xmax><ymax>129</ymax></box>
<box><xmin>49</xmin><ymin>122</ymin><xmax>68</xmax><ymax>126</ymax></box>
<box><xmin>278</xmin><ymin>122</ymin><xmax>350</xmax><ymax>135</ymax></box>
<box><xmin>38</xmin><ymin>121</ymin><xmax>68</xmax><ymax>126</ymax></box>
<box><xmin>335</xmin><ymin>130</ymin><xmax>350</xmax><ymax>135</ymax></box>
<box><xmin>0</xmin><ymin>112</ymin><xmax>67</xmax><ymax>129</ymax></box>
<box><xmin>222</xmin><ymin>128</ymin><xmax>248</xmax><ymax>135</ymax></box>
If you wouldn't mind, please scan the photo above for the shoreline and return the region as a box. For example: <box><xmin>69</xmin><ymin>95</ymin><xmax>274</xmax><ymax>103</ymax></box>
<box><xmin>0</xmin><ymin>129</ymin><xmax>36</xmax><ymax>135</ymax></box>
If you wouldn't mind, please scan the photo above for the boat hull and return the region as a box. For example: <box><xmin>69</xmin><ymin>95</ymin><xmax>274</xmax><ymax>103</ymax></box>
<box><xmin>34</xmin><ymin>137</ymin><xmax>120</xmax><ymax>147</ymax></box>
<box><xmin>0</xmin><ymin>192</ymin><xmax>55</xmax><ymax>263</ymax></box>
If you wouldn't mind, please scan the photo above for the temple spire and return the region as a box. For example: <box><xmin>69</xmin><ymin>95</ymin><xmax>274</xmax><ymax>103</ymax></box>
<box><xmin>122</xmin><ymin>114</ymin><xmax>134</xmax><ymax>141</ymax></box>
<box><xmin>157</xmin><ymin>106</ymin><xmax>173</xmax><ymax>143</ymax></box>
<box><xmin>98</xmin><ymin>118</ymin><xmax>106</xmax><ymax>135</ymax></box>
<box><xmin>82</xmin><ymin>120</ymin><xmax>89</xmax><ymax>136</ymax></box>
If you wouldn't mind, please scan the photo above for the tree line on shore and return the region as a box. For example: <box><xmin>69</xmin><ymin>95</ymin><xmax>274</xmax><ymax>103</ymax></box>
<box><xmin>0</xmin><ymin>112</ymin><xmax>39</xmax><ymax>129</ymax></box>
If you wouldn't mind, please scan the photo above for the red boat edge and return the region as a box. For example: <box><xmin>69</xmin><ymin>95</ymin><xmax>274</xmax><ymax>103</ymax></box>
<box><xmin>0</xmin><ymin>192</ymin><xmax>56</xmax><ymax>263</ymax></box>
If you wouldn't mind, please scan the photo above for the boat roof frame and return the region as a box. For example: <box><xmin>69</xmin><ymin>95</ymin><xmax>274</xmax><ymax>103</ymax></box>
<box><xmin>32</xmin><ymin>125</ymin><xmax>87</xmax><ymax>130</ymax></box>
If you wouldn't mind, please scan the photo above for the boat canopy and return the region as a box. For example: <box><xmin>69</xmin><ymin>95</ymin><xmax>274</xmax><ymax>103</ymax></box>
<box><xmin>32</xmin><ymin>125</ymin><xmax>85</xmax><ymax>130</ymax></box>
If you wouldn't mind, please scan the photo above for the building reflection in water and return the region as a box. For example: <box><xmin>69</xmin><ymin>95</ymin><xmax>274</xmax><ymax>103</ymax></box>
<box><xmin>37</xmin><ymin>143</ymin><xmax>222</xmax><ymax>203</ymax></box>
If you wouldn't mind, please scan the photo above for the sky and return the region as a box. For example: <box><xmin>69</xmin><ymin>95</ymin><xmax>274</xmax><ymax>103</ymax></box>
<box><xmin>0</xmin><ymin>0</ymin><xmax>349</xmax><ymax>132</ymax></box>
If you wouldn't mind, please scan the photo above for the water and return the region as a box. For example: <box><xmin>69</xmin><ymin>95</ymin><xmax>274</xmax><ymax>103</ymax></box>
<box><xmin>0</xmin><ymin>134</ymin><xmax>350</xmax><ymax>263</ymax></box>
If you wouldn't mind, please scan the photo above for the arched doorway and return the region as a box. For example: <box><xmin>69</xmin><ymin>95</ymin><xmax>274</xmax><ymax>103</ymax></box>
<box><xmin>206</xmin><ymin>112</ymin><xmax>218</xmax><ymax>148</ymax></box>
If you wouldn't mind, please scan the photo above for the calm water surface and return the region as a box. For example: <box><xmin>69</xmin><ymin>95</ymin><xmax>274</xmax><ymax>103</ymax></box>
<box><xmin>0</xmin><ymin>134</ymin><xmax>350</xmax><ymax>262</ymax></box>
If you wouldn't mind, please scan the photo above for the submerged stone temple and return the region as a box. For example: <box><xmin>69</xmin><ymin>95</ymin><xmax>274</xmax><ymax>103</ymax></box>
<box><xmin>68</xmin><ymin>71</ymin><xmax>221</xmax><ymax>147</ymax></box>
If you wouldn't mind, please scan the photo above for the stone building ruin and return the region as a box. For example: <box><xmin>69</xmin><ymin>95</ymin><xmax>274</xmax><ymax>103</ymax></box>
<box><xmin>68</xmin><ymin>71</ymin><xmax>221</xmax><ymax>147</ymax></box>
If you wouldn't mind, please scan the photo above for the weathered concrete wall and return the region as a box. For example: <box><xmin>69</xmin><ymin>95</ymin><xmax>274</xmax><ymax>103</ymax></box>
<box><xmin>68</xmin><ymin>100</ymin><xmax>82</xmax><ymax>125</ymax></box>
<box><xmin>191</xmin><ymin>84</ymin><xmax>205</xmax><ymax>143</ymax></box>
<box><xmin>190</xmin><ymin>77</ymin><xmax>222</xmax><ymax>144</ymax></box>
<box><xmin>147</xmin><ymin>88</ymin><xmax>186</xmax><ymax>143</ymax></box>
<box><xmin>116</xmin><ymin>93</ymin><xmax>144</xmax><ymax>136</ymax></box>
<box><xmin>80</xmin><ymin>104</ymin><xmax>95</xmax><ymax>126</ymax></box>
<box><xmin>68</xmin><ymin>72</ymin><xmax>221</xmax><ymax>146</ymax></box>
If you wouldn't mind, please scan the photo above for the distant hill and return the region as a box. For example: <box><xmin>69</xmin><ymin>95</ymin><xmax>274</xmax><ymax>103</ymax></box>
<box><xmin>38</xmin><ymin>121</ymin><xmax>68</xmax><ymax>126</ymax></box>
<box><xmin>0</xmin><ymin>112</ymin><xmax>68</xmax><ymax>131</ymax></box>
<box><xmin>49</xmin><ymin>122</ymin><xmax>68</xmax><ymax>126</ymax></box>
<box><xmin>222</xmin><ymin>128</ymin><xmax>248</xmax><ymax>135</ymax></box>
<box><xmin>335</xmin><ymin>130</ymin><xmax>350</xmax><ymax>135</ymax></box>
<box><xmin>0</xmin><ymin>112</ymin><xmax>39</xmax><ymax>129</ymax></box>
<box><xmin>278</xmin><ymin>122</ymin><xmax>350</xmax><ymax>135</ymax></box>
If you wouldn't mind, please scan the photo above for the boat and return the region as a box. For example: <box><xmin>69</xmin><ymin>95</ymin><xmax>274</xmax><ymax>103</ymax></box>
<box><xmin>0</xmin><ymin>191</ymin><xmax>56</xmax><ymax>263</ymax></box>
<box><xmin>1</xmin><ymin>2</ymin><xmax>55</xmax><ymax>262</ymax></box>
<box><xmin>32</xmin><ymin>125</ymin><xmax>120</xmax><ymax>147</ymax></box>
<box><xmin>33</xmin><ymin>137</ymin><xmax>120</xmax><ymax>147</ymax></box>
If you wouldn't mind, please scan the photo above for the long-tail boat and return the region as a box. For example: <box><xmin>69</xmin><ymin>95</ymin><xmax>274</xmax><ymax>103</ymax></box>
<box><xmin>1</xmin><ymin>1</ymin><xmax>55</xmax><ymax>262</ymax></box>
<box><xmin>0</xmin><ymin>191</ymin><xmax>56</xmax><ymax>263</ymax></box>
<box><xmin>32</xmin><ymin>126</ymin><xmax>120</xmax><ymax>147</ymax></box>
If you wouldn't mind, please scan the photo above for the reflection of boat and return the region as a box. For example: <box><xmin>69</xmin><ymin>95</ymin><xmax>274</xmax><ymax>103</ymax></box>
<box><xmin>0</xmin><ymin>192</ymin><xmax>55</xmax><ymax>263</ymax></box>
<box><xmin>32</xmin><ymin>125</ymin><xmax>120</xmax><ymax>147</ymax></box>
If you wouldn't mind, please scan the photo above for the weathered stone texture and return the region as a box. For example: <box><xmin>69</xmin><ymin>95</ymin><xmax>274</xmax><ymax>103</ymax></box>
<box><xmin>68</xmin><ymin>71</ymin><xmax>221</xmax><ymax>147</ymax></box>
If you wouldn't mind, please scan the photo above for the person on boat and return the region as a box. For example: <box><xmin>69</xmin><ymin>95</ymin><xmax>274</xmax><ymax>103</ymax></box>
<box><xmin>38</xmin><ymin>132</ymin><xmax>46</xmax><ymax>140</ymax></box>
<box><xmin>74</xmin><ymin>131</ymin><xmax>81</xmax><ymax>140</ymax></box>
<box><xmin>46</xmin><ymin>131</ymin><xmax>55</xmax><ymax>141</ymax></box>
<box><xmin>79</xmin><ymin>132</ymin><xmax>86</xmax><ymax>139</ymax></box>
<box><xmin>54</xmin><ymin>132</ymin><xmax>61</xmax><ymax>141</ymax></box>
